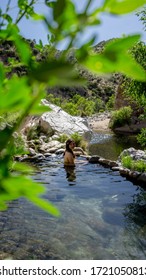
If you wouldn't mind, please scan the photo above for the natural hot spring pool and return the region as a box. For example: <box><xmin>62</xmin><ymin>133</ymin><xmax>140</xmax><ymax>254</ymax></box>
<box><xmin>0</xmin><ymin>154</ymin><xmax>146</xmax><ymax>260</ymax></box>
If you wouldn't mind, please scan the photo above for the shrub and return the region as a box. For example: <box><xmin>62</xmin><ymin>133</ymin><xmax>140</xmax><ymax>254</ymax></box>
<box><xmin>71</xmin><ymin>132</ymin><xmax>82</xmax><ymax>146</ymax></box>
<box><xmin>121</xmin><ymin>155</ymin><xmax>146</xmax><ymax>172</ymax></box>
<box><xmin>122</xmin><ymin>42</ymin><xmax>146</xmax><ymax>109</ymax></box>
<box><xmin>121</xmin><ymin>155</ymin><xmax>133</xmax><ymax>169</ymax></box>
<box><xmin>109</xmin><ymin>106</ymin><xmax>133</xmax><ymax>129</ymax></box>
<box><xmin>47</xmin><ymin>94</ymin><xmax>102</xmax><ymax>116</ymax></box>
<box><xmin>57</xmin><ymin>134</ymin><xmax>68</xmax><ymax>143</ymax></box>
<box><xmin>27</xmin><ymin>125</ymin><xmax>40</xmax><ymax>141</ymax></box>
<box><xmin>133</xmin><ymin>160</ymin><xmax>146</xmax><ymax>173</ymax></box>
<box><xmin>137</xmin><ymin>128</ymin><xmax>146</xmax><ymax>148</ymax></box>
<box><xmin>13</xmin><ymin>133</ymin><xmax>27</xmax><ymax>155</ymax></box>
<box><xmin>62</xmin><ymin>102</ymin><xmax>79</xmax><ymax>116</ymax></box>
<box><xmin>0</xmin><ymin>112</ymin><xmax>20</xmax><ymax>129</ymax></box>
<box><xmin>94</xmin><ymin>97</ymin><xmax>105</xmax><ymax>112</ymax></box>
<box><xmin>71</xmin><ymin>132</ymin><xmax>87</xmax><ymax>150</ymax></box>
<box><xmin>106</xmin><ymin>94</ymin><xmax>115</xmax><ymax>111</ymax></box>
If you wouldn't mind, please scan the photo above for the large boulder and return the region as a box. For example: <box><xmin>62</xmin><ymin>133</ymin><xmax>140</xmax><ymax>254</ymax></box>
<box><xmin>39</xmin><ymin>100</ymin><xmax>92</xmax><ymax>140</ymax></box>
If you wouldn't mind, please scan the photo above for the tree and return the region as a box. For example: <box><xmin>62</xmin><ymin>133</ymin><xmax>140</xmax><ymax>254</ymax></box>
<box><xmin>137</xmin><ymin>6</ymin><xmax>146</xmax><ymax>31</ymax></box>
<box><xmin>0</xmin><ymin>0</ymin><xmax>146</xmax><ymax>214</ymax></box>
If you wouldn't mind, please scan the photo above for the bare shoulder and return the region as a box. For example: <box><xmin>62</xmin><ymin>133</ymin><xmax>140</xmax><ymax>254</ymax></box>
<box><xmin>64</xmin><ymin>151</ymin><xmax>75</xmax><ymax>165</ymax></box>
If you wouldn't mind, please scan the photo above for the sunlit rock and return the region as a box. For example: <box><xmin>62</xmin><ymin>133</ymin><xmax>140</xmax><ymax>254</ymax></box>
<box><xmin>40</xmin><ymin>100</ymin><xmax>93</xmax><ymax>140</ymax></box>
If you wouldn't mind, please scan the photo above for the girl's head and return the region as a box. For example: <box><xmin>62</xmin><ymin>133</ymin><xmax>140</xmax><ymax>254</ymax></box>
<box><xmin>66</xmin><ymin>139</ymin><xmax>75</xmax><ymax>150</ymax></box>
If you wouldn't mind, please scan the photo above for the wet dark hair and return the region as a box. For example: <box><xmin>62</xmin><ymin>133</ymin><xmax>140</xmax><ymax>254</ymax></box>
<box><xmin>64</xmin><ymin>139</ymin><xmax>75</xmax><ymax>157</ymax></box>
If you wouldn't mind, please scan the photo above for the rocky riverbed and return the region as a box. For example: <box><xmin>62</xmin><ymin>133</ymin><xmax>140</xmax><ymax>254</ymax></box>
<box><xmin>17</xmin><ymin>103</ymin><xmax>146</xmax><ymax>187</ymax></box>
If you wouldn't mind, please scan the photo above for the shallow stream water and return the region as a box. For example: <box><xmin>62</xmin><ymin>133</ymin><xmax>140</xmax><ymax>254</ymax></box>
<box><xmin>0</xmin><ymin>133</ymin><xmax>146</xmax><ymax>260</ymax></box>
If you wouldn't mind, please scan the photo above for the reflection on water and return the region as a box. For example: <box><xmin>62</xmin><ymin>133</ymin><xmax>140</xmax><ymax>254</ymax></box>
<box><xmin>89</xmin><ymin>132</ymin><xmax>141</xmax><ymax>160</ymax></box>
<box><xmin>64</xmin><ymin>166</ymin><xmax>76</xmax><ymax>182</ymax></box>
<box><xmin>0</xmin><ymin>155</ymin><xmax>146</xmax><ymax>260</ymax></box>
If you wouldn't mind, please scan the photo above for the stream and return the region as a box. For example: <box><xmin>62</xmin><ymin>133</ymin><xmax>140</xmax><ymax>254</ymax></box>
<box><xmin>0</xmin><ymin>132</ymin><xmax>146</xmax><ymax>260</ymax></box>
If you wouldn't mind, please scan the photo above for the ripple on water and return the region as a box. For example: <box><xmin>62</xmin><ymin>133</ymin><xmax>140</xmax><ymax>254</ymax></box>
<box><xmin>0</xmin><ymin>157</ymin><xmax>146</xmax><ymax>260</ymax></box>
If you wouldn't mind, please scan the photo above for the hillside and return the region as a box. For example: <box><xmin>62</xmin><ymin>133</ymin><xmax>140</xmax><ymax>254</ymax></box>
<box><xmin>0</xmin><ymin>39</ymin><xmax>120</xmax><ymax>106</ymax></box>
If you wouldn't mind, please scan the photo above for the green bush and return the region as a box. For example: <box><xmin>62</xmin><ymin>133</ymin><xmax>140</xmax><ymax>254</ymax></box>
<box><xmin>121</xmin><ymin>155</ymin><xmax>133</xmax><ymax>169</ymax></box>
<box><xmin>13</xmin><ymin>133</ymin><xmax>27</xmax><ymax>155</ymax></box>
<box><xmin>109</xmin><ymin>106</ymin><xmax>133</xmax><ymax>129</ymax></box>
<box><xmin>47</xmin><ymin>94</ymin><xmax>102</xmax><ymax>116</ymax></box>
<box><xmin>57</xmin><ymin>134</ymin><xmax>68</xmax><ymax>143</ymax></box>
<box><xmin>137</xmin><ymin>128</ymin><xmax>146</xmax><ymax>148</ymax></box>
<box><xmin>47</xmin><ymin>94</ymin><xmax>62</xmax><ymax>106</ymax></box>
<box><xmin>71</xmin><ymin>132</ymin><xmax>82</xmax><ymax>146</ymax></box>
<box><xmin>121</xmin><ymin>155</ymin><xmax>146</xmax><ymax>172</ymax></box>
<box><xmin>71</xmin><ymin>132</ymin><xmax>87</xmax><ymax>150</ymax></box>
<box><xmin>0</xmin><ymin>112</ymin><xmax>20</xmax><ymax>129</ymax></box>
<box><xmin>133</xmin><ymin>160</ymin><xmax>146</xmax><ymax>172</ymax></box>
<box><xmin>122</xmin><ymin>41</ymin><xmax>146</xmax><ymax>110</ymax></box>
<box><xmin>93</xmin><ymin>97</ymin><xmax>105</xmax><ymax>112</ymax></box>
<box><xmin>106</xmin><ymin>94</ymin><xmax>115</xmax><ymax>111</ymax></box>
<box><xmin>62</xmin><ymin>102</ymin><xmax>79</xmax><ymax>116</ymax></box>
<box><xmin>27</xmin><ymin>125</ymin><xmax>40</xmax><ymax>141</ymax></box>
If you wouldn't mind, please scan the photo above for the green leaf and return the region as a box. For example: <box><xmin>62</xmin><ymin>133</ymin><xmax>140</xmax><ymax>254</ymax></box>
<box><xmin>31</xmin><ymin>13</ymin><xmax>45</xmax><ymax>21</ymax></box>
<box><xmin>53</xmin><ymin>0</ymin><xmax>67</xmax><ymax>21</ymax></box>
<box><xmin>3</xmin><ymin>14</ymin><xmax>12</xmax><ymax>24</ymax></box>
<box><xmin>30</xmin><ymin>59</ymin><xmax>85</xmax><ymax>86</ymax></box>
<box><xmin>82</xmin><ymin>35</ymin><xmax>146</xmax><ymax>81</ymax></box>
<box><xmin>0</xmin><ymin>127</ymin><xmax>13</xmax><ymax>152</ymax></box>
<box><xmin>45</xmin><ymin>0</ymin><xmax>55</xmax><ymax>7</ymax></box>
<box><xmin>11</xmin><ymin>162</ymin><xmax>35</xmax><ymax>174</ymax></box>
<box><xmin>14</xmin><ymin>37</ymin><xmax>32</xmax><ymax>65</ymax></box>
<box><xmin>18</xmin><ymin>0</ymin><xmax>28</xmax><ymax>10</ymax></box>
<box><xmin>0</xmin><ymin>77</ymin><xmax>31</xmax><ymax>112</ymax></box>
<box><xmin>104</xmin><ymin>34</ymin><xmax>141</xmax><ymax>53</ymax></box>
<box><xmin>0</xmin><ymin>63</ymin><xmax>5</xmax><ymax>88</ymax></box>
<box><xmin>102</xmin><ymin>0</ymin><xmax>146</xmax><ymax>14</ymax></box>
<box><xmin>29</xmin><ymin>196</ymin><xmax>60</xmax><ymax>216</ymax></box>
<box><xmin>2</xmin><ymin>176</ymin><xmax>60</xmax><ymax>216</ymax></box>
<box><xmin>30</xmin><ymin>104</ymin><xmax>52</xmax><ymax>114</ymax></box>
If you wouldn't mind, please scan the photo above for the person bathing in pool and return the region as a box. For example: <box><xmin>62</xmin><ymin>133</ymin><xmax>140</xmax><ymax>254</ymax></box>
<box><xmin>64</xmin><ymin>139</ymin><xmax>76</xmax><ymax>166</ymax></box>
<box><xmin>64</xmin><ymin>138</ymin><xmax>88</xmax><ymax>167</ymax></box>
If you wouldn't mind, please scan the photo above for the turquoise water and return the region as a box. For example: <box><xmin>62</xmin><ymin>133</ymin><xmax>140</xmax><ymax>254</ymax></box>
<box><xmin>0</xmin><ymin>153</ymin><xmax>146</xmax><ymax>260</ymax></box>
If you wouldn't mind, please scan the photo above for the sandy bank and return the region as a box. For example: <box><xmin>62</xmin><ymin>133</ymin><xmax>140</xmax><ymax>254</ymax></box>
<box><xmin>87</xmin><ymin>112</ymin><xmax>111</xmax><ymax>132</ymax></box>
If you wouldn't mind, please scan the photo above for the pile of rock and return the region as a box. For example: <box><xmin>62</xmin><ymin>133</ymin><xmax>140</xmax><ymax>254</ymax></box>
<box><xmin>88</xmin><ymin>147</ymin><xmax>146</xmax><ymax>186</ymax></box>
<box><xmin>16</xmin><ymin>100</ymin><xmax>92</xmax><ymax>161</ymax></box>
<box><xmin>17</xmin><ymin>101</ymin><xmax>146</xmax><ymax>187</ymax></box>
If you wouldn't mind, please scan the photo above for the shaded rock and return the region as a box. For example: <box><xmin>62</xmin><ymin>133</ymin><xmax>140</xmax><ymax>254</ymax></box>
<box><xmin>112</xmin><ymin>166</ymin><xmax>121</xmax><ymax>171</ymax></box>
<box><xmin>98</xmin><ymin>158</ymin><xmax>110</xmax><ymax>166</ymax></box>
<box><xmin>128</xmin><ymin>171</ymin><xmax>141</xmax><ymax>179</ymax></box>
<box><xmin>89</xmin><ymin>155</ymin><xmax>100</xmax><ymax>163</ymax></box>
<box><xmin>119</xmin><ymin>168</ymin><xmax>130</xmax><ymax>176</ymax></box>
<box><xmin>137</xmin><ymin>173</ymin><xmax>146</xmax><ymax>184</ymax></box>
<box><xmin>28</xmin><ymin>148</ymin><xmax>36</xmax><ymax>155</ymax></box>
<box><xmin>55</xmin><ymin>148</ymin><xmax>65</xmax><ymax>155</ymax></box>
<box><xmin>73</xmin><ymin>147</ymin><xmax>85</xmax><ymax>155</ymax></box>
<box><xmin>44</xmin><ymin>152</ymin><xmax>52</xmax><ymax>157</ymax></box>
<box><xmin>113</xmin><ymin>120</ymin><xmax>146</xmax><ymax>134</ymax></box>
<box><xmin>108</xmin><ymin>160</ymin><xmax>119</xmax><ymax>168</ymax></box>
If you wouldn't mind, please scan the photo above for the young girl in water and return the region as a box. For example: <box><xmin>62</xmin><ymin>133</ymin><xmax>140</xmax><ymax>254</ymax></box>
<box><xmin>64</xmin><ymin>139</ymin><xmax>76</xmax><ymax>166</ymax></box>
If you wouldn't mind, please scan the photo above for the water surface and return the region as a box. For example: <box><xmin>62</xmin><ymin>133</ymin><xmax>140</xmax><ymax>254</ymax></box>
<box><xmin>0</xmin><ymin>153</ymin><xmax>146</xmax><ymax>260</ymax></box>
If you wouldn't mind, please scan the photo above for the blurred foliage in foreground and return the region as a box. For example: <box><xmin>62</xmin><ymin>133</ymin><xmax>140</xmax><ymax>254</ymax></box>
<box><xmin>0</xmin><ymin>0</ymin><xmax>146</xmax><ymax>214</ymax></box>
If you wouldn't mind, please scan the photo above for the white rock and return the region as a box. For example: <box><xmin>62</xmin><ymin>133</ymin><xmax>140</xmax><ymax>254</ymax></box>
<box><xmin>40</xmin><ymin>100</ymin><xmax>92</xmax><ymax>140</ymax></box>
